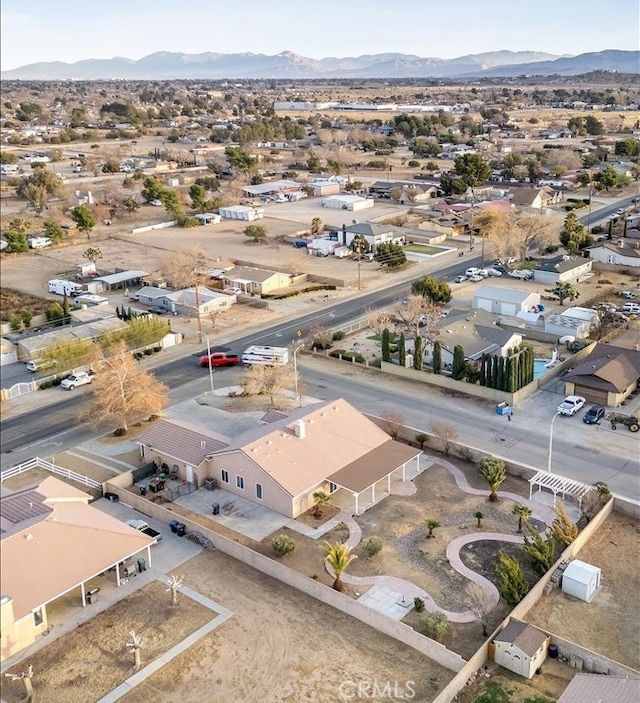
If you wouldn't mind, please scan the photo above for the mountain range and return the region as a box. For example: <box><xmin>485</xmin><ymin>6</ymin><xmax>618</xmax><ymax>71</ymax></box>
<box><xmin>2</xmin><ymin>49</ymin><xmax>638</xmax><ymax>81</ymax></box>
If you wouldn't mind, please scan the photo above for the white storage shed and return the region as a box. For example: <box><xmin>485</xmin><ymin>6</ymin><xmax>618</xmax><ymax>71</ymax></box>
<box><xmin>321</xmin><ymin>195</ymin><xmax>374</xmax><ymax>211</ymax></box>
<box><xmin>562</xmin><ymin>560</ymin><xmax>602</xmax><ymax>603</ymax></box>
<box><xmin>473</xmin><ymin>285</ymin><xmax>540</xmax><ymax>317</ymax></box>
<box><xmin>219</xmin><ymin>205</ymin><xmax>264</xmax><ymax>221</ymax></box>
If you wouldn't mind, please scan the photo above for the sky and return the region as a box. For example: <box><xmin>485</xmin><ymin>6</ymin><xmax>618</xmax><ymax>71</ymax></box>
<box><xmin>1</xmin><ymin>0</ymin><xmax>638</xmax><ymax>70</ymax></box>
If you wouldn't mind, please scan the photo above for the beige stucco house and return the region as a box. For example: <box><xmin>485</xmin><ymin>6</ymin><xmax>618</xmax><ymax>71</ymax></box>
<box><xmin>0</xmin><ymin>477</ymin><xmax>153</xmax><ymax>662</ymax></box>
<box><xmin>221</xmin><ymin>266</ymin><xmax>291</xmax><ymax>295</ymax></box>
<box><xmin>137</xmin><ymin>399</ymin><xmax>422</xmax><ymax>517</ymax></box>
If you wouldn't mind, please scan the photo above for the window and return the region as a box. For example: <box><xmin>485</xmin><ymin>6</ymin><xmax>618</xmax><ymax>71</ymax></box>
<box><xmin>256</xmin><ymin>483</ymin><xmax>263</xmax><ymax>500</ymax></box>
<box><xmin>329</xmin><ymin>482</ymin><xmax>338</xmax><ymax>494</ymax></box>
<box><xmin>221</xmin><ymin>469</ymin><xmax>229</xmax><ymax>484</ymax></box>
<box><xmin>236</xmin><ymin>475</ymin><xmax>245</xmax><ymax>490</ymax></box>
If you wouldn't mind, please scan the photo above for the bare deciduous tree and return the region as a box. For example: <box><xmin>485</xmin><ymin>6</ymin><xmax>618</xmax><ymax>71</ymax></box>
<box><xmin>465</xmin><ymin>582</ymin><xmax>492</xmax><ymax>637</ymax></box>
<box><xmin>366</xmin><ymin>310</ymin><xmax>394</xmax><ymax>338</ymax></box>
<box><xmin>382</xmin><ymin>411</ymin><xmax>405</xmax><ymax>440</ymax></box>
<box><xmin>4</xmin><ymin>664</ymin><xmax>35</xmax><ymax>702</ymax></box>
<box><xmin>430</xmin><ymin>420</ymin><xmax>458</xmax><ymax>456</ymax></box>
<box><xmin>309</xmin><ymin>325</ymin><xmax>333</xmax><ymax>349</ymax></box>
<box><xmin>126</xmin><ymin>630</ymin><xmax>144</xmax><ymax>671</ymax></box>
<box><xmin>240</xmin><ymin>364</ymin><xmax>296</xmax><ymax>408</ymax></box>
<box><xmin>161</xmin><ymin>248</ymin><xmax>209</xmax><ymax>289</ymax></box>
<box><xmin>166</xmin><ymin>574</ymin><xmax>184</xmax><ymax>606</ymax></box>
<box><xmin>87</xmin><ymin>340</ymin><xmax>168</xmax><ymax>432</ymax></box>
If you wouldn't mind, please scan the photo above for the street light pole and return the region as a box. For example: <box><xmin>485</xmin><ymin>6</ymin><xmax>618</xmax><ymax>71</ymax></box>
<box><xmin>292</xmin><ymin>338</ymin><xmax>304</xmax><ymax>407</ymax></box>
<box><xmin>547</xmin><ymin>412</ymin><xmax>561</xmax><ymax>473</ymax></box>
<box><xmin>204</xmin><ymin>334</ymin><xmax>214</xmax><ymax>397</ymax></box>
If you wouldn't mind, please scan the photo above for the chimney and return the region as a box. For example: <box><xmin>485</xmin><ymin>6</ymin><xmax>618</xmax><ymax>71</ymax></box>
<box><xmin>293</xmin><ymin>419</ymin><xmax>306</xmax><ymax>439</ymax></box>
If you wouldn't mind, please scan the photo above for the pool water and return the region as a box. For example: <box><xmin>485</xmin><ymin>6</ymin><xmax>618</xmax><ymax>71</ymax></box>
<box><xmin>534</xmin><ymin>359</ymin><xmax>550</xmax><ymax>379</ymax></box>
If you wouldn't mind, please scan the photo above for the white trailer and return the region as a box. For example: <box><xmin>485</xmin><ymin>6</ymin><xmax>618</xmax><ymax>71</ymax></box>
<box><xmin>48</xmin><ymin>279</ymin><xmax>83</xmax><ymax>296</ymax></box>
<box><xmin>241</xmin><ymin>345</ymin><xmax>289</xmax><ymax>366</ymax></box>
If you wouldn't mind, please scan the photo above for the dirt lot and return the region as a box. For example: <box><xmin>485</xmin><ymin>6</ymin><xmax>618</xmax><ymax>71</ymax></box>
<box><xmin>1</xmin><ymin>582</ymin><xmax>215</xmax><ymax>703</ymax></box>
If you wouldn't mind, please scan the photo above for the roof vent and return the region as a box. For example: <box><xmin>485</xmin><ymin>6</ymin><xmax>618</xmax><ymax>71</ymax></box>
<box><xmin>200</xmin><ymin>440</ymin><xmax>206</xmax><ymax>448</ymax></box>
<box><xmin>25</xmin><ymin>534</ymin><xmax>33</xmax><ymax>541</ymax></box>
<box><xmin>293</xmin><ymin>419</ymin><xmax>306</xmax><ymax>439</ymax></box>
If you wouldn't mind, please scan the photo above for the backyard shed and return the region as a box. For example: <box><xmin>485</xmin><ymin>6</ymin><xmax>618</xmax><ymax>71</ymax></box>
<box><xmin>493</xmin><ymin>619</ymin><xmax>548</xmax><ymax>679</ymax></box>
<box><xmin>562</xmin><ymin>559</ymin><xmax>602</xmax><ymax>603</ymax></box>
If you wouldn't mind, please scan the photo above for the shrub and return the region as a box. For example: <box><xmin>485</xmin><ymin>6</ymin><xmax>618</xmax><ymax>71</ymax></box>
<box><xmin>272</xmin><ymin>533</ymin><xmax>295</xmax><ymax>556</ymax></box>
<box><xmin>361</xmin><ymin>536</ymin><xmax>383</xmax><ymax>558</ymax></box>
<box><xmin>408</xmin><ymin>160</ymin><xmax>420</xmax><ymax>168</ymax></box>
<box><xmin>332</xmin><ymin>330</ymin><xmax>345</xmax><ymax>341</ymax></box>
<box><xmin>144</xmin><ymin>349</ymin><xmax>153</xmax><ymax>356</ymax></box>
<box><xmin>20</xmin><ymin>309</ymin><xmax>33</xmax><ymax>328</ymax></box>
<box><xmin>9</xmin><ymin>313</ymin><xmax>22</xmax><ymax>331</ymax></box>
<box><xmin>113</xmin><ymin>427</ymin><xmax>127</xmax><ymax>437</ymax></box>
<box><xmin>421</xmin><ymin>611</ymin><xmax>449</xmax><ymax>641</ymax></box>
<box><xmin>329</xmin><ymin>349</ymin><xmax>366</xmax><ymax>363</ymax></box>
<box><xmin>153</xmin><ymin>346</ymin><xmax>161</xmax><ymax>353</ymax></box>
<box><xmin>413</xmin><ymin>597</ymin><xmax>425</xmax><ymax>612</ymax></box>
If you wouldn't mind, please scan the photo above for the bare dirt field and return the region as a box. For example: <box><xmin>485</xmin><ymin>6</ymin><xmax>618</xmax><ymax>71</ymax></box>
<box><xmin>1</xmin><ymin>582</ymin><xmax>215</xmax><ymax>703</ymax></box>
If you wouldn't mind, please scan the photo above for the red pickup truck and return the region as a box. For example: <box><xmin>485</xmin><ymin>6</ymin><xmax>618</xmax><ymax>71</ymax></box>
<box><xmin>199</xmin><ymin>352</ymin><xmax>240</xmax><ymax>368</ymax></box>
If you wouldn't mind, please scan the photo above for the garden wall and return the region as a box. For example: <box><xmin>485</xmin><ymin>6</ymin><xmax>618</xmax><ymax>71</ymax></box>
<box><xmin>131</xmin><ymin>221</ymin><xmax>178</xmax><ymax>234</ymax></box>
<box><xmin>547</xmin><ymin>633</ymin><xmax>638</xmax><ymax>677</ymax></box>
<box><xmin>104</xmin><ymin>481</ymin><xmax>466</xmax><ymax>674</ymax></box>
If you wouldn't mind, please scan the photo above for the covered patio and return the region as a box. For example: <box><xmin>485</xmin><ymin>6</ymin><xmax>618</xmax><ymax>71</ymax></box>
<box><xmin>328</xmin><ymin>441</ymin><xmax>422</xmax><ymax>515</ymax></box>
<box><xmin>528</xmin><ymin>471</ymin><xmax>595</xmax><ymax>511</ymax></box>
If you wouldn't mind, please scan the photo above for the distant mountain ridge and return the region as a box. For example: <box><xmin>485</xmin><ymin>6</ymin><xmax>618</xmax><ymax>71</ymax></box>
<box><xmin>2</xmin><ymin>49</ymin><xmax>638</xmax><ymax>81</ymax></box>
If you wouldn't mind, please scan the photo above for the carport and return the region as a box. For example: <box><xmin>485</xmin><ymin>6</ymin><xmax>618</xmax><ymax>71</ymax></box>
<box><xmin>327</xmin><ymin>441</ymin><xmax>421</xmax><ymax>515</ymax></box>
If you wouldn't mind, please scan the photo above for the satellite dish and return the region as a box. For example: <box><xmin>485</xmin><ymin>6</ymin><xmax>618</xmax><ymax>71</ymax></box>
<box><xmin>559</xmin><ymin>335</ymin><xmax>575</xmax><ymax>344</ymax></box>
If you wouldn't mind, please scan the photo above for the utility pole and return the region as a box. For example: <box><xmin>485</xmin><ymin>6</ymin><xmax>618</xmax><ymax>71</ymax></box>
<box><xmin>194</xmin><ymin>281</ymin><xmax>203</xmax><ymax>344</ymax></box>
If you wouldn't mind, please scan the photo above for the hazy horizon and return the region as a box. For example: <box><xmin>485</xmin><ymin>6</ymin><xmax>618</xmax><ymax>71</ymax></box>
<box><xmin>2</xmin><ymin>0</ymin><xmax>638</xmax><ymax>71</ymax></box>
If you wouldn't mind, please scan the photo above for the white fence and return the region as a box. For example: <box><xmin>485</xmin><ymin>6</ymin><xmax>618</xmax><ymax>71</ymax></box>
<box><xmin>2</xmin><ymin>381</ymin><xmax>35</xmax><ymax>400</ymax></box>
<box><xmin>1</xmin><ymin>457</ymin><xmax>102</xmax><ymax>490</ymax></box>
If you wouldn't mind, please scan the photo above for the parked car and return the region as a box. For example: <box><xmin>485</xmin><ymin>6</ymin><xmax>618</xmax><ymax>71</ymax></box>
<box><xmin>583</xmin><ymin>405</ymin><xmax>606</xmax><ymax>425</ymax></box>
<box><xmin>147</xmin><ymin>306</ymin><xmax>167</xmax><ymax>315</ymax></box>
<box><xmin>465</xmin><ymin>267</ymin><xmax>481</xmax><ymax>277</ymax></box>
<box><xmin>622</xmin><ymin>302</ymin><xmax>640</xmax><ymax>315</ymax></box>
<box><xmin>454</xmin><ymin>275</ymin><xmax>467</xmax><ymax>283</ymax></box>
<box><xmin>149</xmin><ymin>199</ymin><xmax>163</xmax><ymax>206</ymax></box>
<box><xmin>60</xmin><ymin>371</ymin><xmax>93</xmax><ymax>390</ymax></box>
<box><xmin>199</xmin><ymin>352</ymin><xmax>240</xmax><ymax>368</ymax></box>
<box><xmin>557</xmin><ymin>395</ymin><xmax>586</xmax><ymax>416</ymax></box>
<box><xmin>26</xmin><ymin>359</ymin><xmax>55</xmax><ymax>373</ymax></box>
<box><xmin>468</xmin><ymin>274</ymin><xmax>484</xmax><ymax>282</ymax></box>
<box><xmin>617</xmin><ymin>291</ymin><xmax>636</xmax><ymax>300</ymax></box>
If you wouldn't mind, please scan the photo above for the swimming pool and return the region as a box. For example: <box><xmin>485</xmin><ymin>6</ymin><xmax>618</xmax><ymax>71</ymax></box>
<box><xmin>534</xmin><ymin>359</ymin><xmax>551</xmax><ymax>380</ymax></box>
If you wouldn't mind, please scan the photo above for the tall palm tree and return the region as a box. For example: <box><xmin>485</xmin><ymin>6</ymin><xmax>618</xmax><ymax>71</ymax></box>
<box><xmin>312</xmin><ymin>490</ymin><xmax>330</xmax><ymax>518</ymax></box>
<box><xmin>321</xmin><ymin>541</ymin><xmax>357</xmax><ymax>592</ymax></box>
<box><xmin>513</xmin><ymin>503</ymin><xmax>533</xmax><ymax>533</ymax></box>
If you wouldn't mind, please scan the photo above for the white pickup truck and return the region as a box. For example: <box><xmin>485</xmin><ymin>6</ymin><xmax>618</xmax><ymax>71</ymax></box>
<box><xmin>126</xmin><ymin>519</ymin><xmax>163</xmax><ymax>543</ymax></box>
<box><xmin>60</xmin><ymin>371</ymin><xmax>93</xmax><ymax>390</ymax></box>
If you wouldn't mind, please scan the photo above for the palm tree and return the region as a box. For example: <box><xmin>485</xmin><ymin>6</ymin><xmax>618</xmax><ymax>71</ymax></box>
<box><xmin>312</xmin><ymin>490</ymin><xmax>330</xmax><ymax>518</ymax></box>
<box><xmin>425</xmin><ymin>519</ymin><xmax>441</xmax><ymax>538</ymax></box>
<box><xmin>321</xmin><ymin>541</ymin><xmax>357</xmax><ymax>592</ymax></box>
<box><xmin>473</xmin><ymin>511</ymin><xmax>484</xmax><ymax>528</ymax></box>
<box><xmin>513</xmin><ymin>504</ymin><xmax>533</xmax><ymax>533</ymax></box>
<box><xmin>477</xmin><ymin>457</ymin><xmax>507</xmax><ymax>502</ymax></box>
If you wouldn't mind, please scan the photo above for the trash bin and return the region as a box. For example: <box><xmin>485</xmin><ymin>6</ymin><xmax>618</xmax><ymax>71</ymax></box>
<box><xmin>205</xmin><ymin>477</ymin><xmax>217</xmax><ymax>491</ymax></box>
<box><xmin>86</xmin><ymin>587</ymin><xmax>100</xmax><ymax>604</ymax></box>
<box><xmin>169</xmin><ymin>520</ymin><xmax>180</xmax><ymax>534</ymax></box>
<box><xmin>137</xmin><ymin>558</ymin><xmax>146</xmax><ymax>573</ymax></box>
<box><xmin>496</xmin><ymin>402</ymin><xmax>509</xmax><ymax>416</ymax></box>
<box><xmin>212</xmin><ymin>503</ymin><xmax>220</xmax><ymax>516</ymax></box>
<box><xmin>104</xmin><ymin>492</ymin><xmax>119</xmax><ymax>502</ymax></box>
<box><xmin>548</xmin><ymin>644</ymin><xmax>559</xmax><ymax>659</ymax></box>
<box><xmin>175</xmin><ymin>523</ymin><xmax>186</xmax><ymax>537</ymax></box>
<box><xmin>139</xmin><ymin>483</ymin><xmax>148</xmax><ymax>496</ymax></box>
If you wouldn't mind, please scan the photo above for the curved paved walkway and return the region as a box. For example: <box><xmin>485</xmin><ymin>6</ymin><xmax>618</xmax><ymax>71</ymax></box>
<box><xmin>324</xmin><ymin>455</ymin><xmax>556</xmax><ymax>622</ymax></box>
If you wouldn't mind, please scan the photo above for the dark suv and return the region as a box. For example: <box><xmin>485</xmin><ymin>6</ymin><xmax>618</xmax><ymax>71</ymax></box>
<box><xmin>583</xmin><ymin>405</ymin><xmax>605</xmax><ymax>425</ymax></box>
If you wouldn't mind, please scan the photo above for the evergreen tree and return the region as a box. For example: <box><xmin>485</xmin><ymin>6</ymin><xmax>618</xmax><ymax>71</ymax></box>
<box><xmin>432</xmin><ymin>340</ymin><xmax>442</xmax><ymax>374</ymax></box>
<box><xmin>523</xmin><ymin>523</ymin><xmax>557</xmax><ymax>575</ymax></box>
<box><xmin>413</xmin><ymin>336</ymin><xmax>423</xmax><ymax>370</ymax></box>
<box><xmin>491</xmin><ymin>356</ymin><xmax>499</xmax><ymax>388</ymax></box>
<box><xmin>480</xmin><ymin>353</ymin><xmax>486</xmax><ymax>385</ymax></box>
<box><xmin>381</xmin><ymin>328</ymin><xmax>391</xmax><ymax>362</ymax></box>
<box><xmin>452</xmin><ymin>344</ymin><xmax>465</xmax><ymax>379</ymax></box>
<box><xmin>496</xmin><ymin>356</ymin><xmax>504</xmax><ymax>390</ymax></box>
<box><xmin>397</xmin><ymin>335</ymin><xmax>406</xmax><ymax>367</ymax></box>
<box><xmin>495</xmin><ymin>552</ymin><xmax>530</xmax><ymax>605</ymax></box>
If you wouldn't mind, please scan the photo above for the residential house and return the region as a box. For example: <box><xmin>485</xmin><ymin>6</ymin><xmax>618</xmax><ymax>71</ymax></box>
<box><xmin>509</xmin><ymin>186</ymin><xmax>562</xmax><ymax>209</ymax></box>
<box><xmin>473</xmin><ymin>285</ymin><xmax>541</xmax><ymax>317</ymax></box>
<box><xmin>334</xmin><ymin>222</ymin><xmax>405</xmax><ymax>253</ymax></box>
<box><xmin>93</xmin><ymin>270</ymin><xmax>148</xmax><ymax>292</ymax></box>
<box><xmin>133</xmin><ymin>285</ymin><xmax>170</xmax><ymax>307</ymax></box>
<box><xmin>137</xmin><ymin>398</ymin><xmax>422</xmax><ymax>518</ymax></box>
<box><xmin>0</xmin><ymin>477</ymin><xmax>154</xmax><ymax>661</ymax></box>
<box><xmin>423</xmin><ymin>310</ymin><xmax>523</xmax><ymax>367</ymax></box>
<box><xmin>242</xmin><ymin>180</ymin><xmax>301</xmax><ymax>199</ymax></box>
<box><xmin>221</xmin><ymin>266</ymin><xmax>291</xmax><ymax>295</ymax></box>
<box><xmin>368</xmin><ymin>180</ymin><xmax>438</xmax><ymax>202</ymax></box>
<box><xmin>588</xmin><ymin>239</ymin><xmax>640</xmax><ymax>268</ymax></box>
<box><xmin>157</xmin><ymin>286</ymin><xmax>234</xmax><ymax>316</ymax></box>
<box><xmin>562</xmin><ymin>344</ymin><xmax>640</xmax><ymax>406</ymax></box>
<box><xmin>493</xmin><ymin>619</ymin><xmax>548</xmax><ymax>679</ymax></box>
<box><xmin>532</xmin><ymin>256</ymin><xmax>593</xmax><ymax>285</ymax></box>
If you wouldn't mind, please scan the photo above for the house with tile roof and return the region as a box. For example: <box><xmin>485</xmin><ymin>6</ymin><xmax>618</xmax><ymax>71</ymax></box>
<box><xmin>0</xmin><ymin>477</ymin><xmax>154</xmax><ymax>661</ymax></box>
<box><xmin>493</xmin><ymin>619</ymin><xmax>549</xmax><ymax>679</ymax></box>
<box><xmin>137</xmin><ymin>398</ymin><xmax>422</xmax><ymax>517</ymax></box>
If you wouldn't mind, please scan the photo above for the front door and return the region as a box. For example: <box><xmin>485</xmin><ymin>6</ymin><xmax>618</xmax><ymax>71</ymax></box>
<box><xmin>186</xmin><ymin>464</ymin><xmax>194</xmax><ymax>484</ymax></box>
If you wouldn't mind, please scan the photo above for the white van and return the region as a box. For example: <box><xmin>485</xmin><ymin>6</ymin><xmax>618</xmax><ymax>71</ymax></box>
<box><xmin>241</xmin><ymin>345</ymin><xmax>289</xmax><ymax>366</ymax></box>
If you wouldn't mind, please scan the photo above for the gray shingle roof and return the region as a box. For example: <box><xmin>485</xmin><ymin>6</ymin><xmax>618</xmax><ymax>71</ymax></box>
<box><xmin>137</xmin><ymin>418</ymin><xmax>229</xmax><ymax>467</ymax></box>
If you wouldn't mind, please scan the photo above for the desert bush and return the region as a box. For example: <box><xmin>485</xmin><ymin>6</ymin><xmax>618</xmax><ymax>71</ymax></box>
<box><xmin>361</xmin><ymin>536</ymin><xmax>383</xmax><ymax>558</ymax></box>
<box><xmin>113</xmin><ymin>427</ymin><xmax>127</xmax><ymax>437</ymax></box>
<box><xmin>332</xmin><ymin>330</ymin><xmax>345</xmax><ymax>341</ymax></box>
<box><xmin>421</xmin><ymin>611</ymin><xmax>448</xmax><ymax>641</ymax></box>
<box><xmin>329</xmin><ymin>349</ymin><xmax>366</xmax><ymax>363</ymax></box>
<box><xmin>272</xmin><ymin>533</ymin><xmax>295</xmax><ymax>556</ymax></box>
<box><xmin>413</xmin><ymin>597</ymin><xmax>425</xmax><ymax>612</ymax></box>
